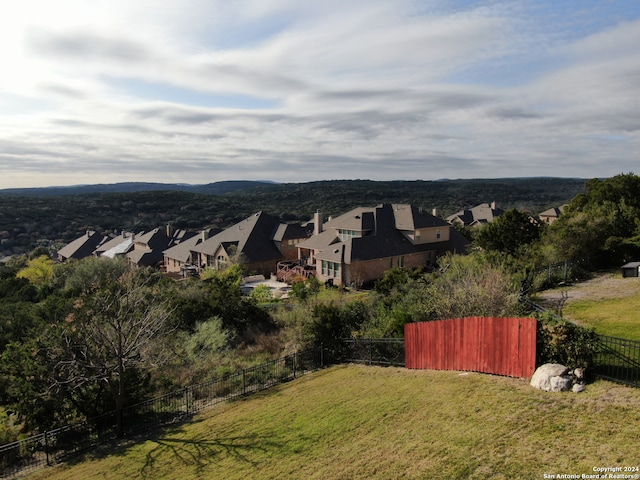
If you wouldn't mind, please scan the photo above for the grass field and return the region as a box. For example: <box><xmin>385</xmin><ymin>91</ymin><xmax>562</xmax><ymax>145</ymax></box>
<box><xmin>536</xmin><ymin>273</ymin><xmax>640</xmax><ymax>340</ymax></box>
<box><xmin>29</xmin><ymin>365</ymin><xmax>640</xmax><ymax>480</ymax></box>
<box><xmin>563</xmin><ymin>292</ymin><xmax>640</xmax><ymax>341</ymax></box>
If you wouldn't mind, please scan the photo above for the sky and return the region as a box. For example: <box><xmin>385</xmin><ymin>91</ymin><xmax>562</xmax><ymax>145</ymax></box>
<box><xmin>0</xmin><ymin>0</ymin><xmax>639</xmax><ymax>189</ymax></box>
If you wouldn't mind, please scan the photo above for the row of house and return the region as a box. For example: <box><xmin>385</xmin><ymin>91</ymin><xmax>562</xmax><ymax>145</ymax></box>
<box><xmin>445</xmin><ymin>202</ymin><xmax>566</xmax><ymax>227</ymax></box>
<box><xmin>56</xmin><ymin>201</ymin><xmax>565</xmax><ymax>287</ymax></box>
<box><xmin>57</xmin><ymin>226</ymin><xmax>217</xmax><ymax>268</ymax></box>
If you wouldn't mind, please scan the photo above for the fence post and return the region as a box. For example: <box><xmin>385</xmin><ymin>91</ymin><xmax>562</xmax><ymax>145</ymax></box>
<box><xmin>369</xmin><ymin>338</ymin><xmax>373</xmax><ymax>365</ymax></box>
<box><xmin>242</xmin><ymin>369</ymin><xmax>246</xmax><ymax>395</ymax></box>
<box><xmin>184</xmin><ymin>387</ymin><xmax>190</xmax><ymax>414</ymax></box>
<box><xmin>292</xmin><ymin>353</ymin><xmax>297</xmax><ymax>379</ymax></box>
<box><xmin>44</xmin><ymin>431</ymin><xmax>51</xmax><ymax>467</ymax></box>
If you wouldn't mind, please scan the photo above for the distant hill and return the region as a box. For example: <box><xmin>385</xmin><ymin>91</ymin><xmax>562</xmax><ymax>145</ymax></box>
<box><xmin>0</xmin><ymin>180</ymin><xmax>276</xmax><ymax>196</ymax></box>
<box><xmin>223</xmin><ymin>177</ymin><xmax>587</xmax><ymax>219</ymax></box>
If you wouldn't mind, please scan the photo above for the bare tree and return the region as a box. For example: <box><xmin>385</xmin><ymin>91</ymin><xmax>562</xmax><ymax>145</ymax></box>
<box><xmin>55</xmin><ymin>267</ymin><xmax>174</xmax><ymax>434</ymax></box>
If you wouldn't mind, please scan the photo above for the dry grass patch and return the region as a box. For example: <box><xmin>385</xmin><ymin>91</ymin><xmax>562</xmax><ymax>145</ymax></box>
<box><xmin>29</xmin><ymin>365</ymin><xmax>640</xmax><ymax>480</ymax></box>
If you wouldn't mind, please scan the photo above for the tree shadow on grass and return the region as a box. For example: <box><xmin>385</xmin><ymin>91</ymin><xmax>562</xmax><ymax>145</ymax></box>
<box><xmin>140</xmin><ymin>433</ymin><xmax>282</xmax><ymax>478</ymax></box>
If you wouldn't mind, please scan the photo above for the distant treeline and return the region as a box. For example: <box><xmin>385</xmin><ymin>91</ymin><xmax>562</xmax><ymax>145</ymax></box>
<box><xmin>0</xmin><ymin>178</ymin><xmax>586</xmax><ymax>256</ymax></box>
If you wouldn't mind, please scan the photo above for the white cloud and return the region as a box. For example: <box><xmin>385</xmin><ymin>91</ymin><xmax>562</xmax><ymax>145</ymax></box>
<box><xmin>0</xmin><ymin>0</ymin><xmax>639</xmax><ymax>188</ymax></box>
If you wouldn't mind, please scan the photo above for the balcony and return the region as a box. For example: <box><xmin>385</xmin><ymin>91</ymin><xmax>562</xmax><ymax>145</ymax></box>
<box><xmin>276</xmin><ymin>261</ymin><xmax>316</xmax><ymax>283</ymax></box>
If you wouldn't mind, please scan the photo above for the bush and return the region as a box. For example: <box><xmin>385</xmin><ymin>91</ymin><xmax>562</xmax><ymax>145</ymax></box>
<box><xmin>536</xmin><ymin>311</ymin><xmax>601</xmax><ymax>369</ymax></box>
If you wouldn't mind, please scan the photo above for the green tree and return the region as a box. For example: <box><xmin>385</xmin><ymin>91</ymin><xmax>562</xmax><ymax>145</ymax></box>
<box><xmin>202</xmin><ymin>264</ymin><xmax>275</xmax><ymax>341</ymax></box>
<box><xmin>475</xmin><ymin>208</ymin><xmax>542</xmax><ymax>257</ymax></box>
<box><xmin>540</xmin><ymin>173</ymin><xmax>640</xmax><ymax>264</ymax></box>
<box><xmin>55</xmin><ymin>256</ymin><xmax>130</xmax><ymax>295</ymax></box>
<box><xmin>16</xmin><ymin>255</ymin><xmax>55</xmax><ymax>290</ymax></box>
<box><xmin>308</xmin><ymin>301</ymin><xmax>366</xmax><ymax>345</ymax></box>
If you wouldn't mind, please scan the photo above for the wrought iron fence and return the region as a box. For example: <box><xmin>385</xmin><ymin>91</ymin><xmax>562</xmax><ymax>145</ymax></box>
<box><xmin>1</xmin><ymin>334</ymin><xmax>637</xmax><ymax>478</ymax></box>
<box><xmin>333</xmin><ymin>338</ymin><xmax>406</xmax><ymax>367</ymax></box>
<box><xmin>592</xmin><ymin>335</ymin><xmax>640</xmax><ymax>388</ymax></box>
<box><xmin>1</xmin><ymin>340</ymin><xmax>404</xmax><ymax>479</ymax></box>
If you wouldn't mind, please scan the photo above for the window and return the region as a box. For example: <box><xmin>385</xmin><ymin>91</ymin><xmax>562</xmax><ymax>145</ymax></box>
<box><xmin>398</xmin><ymin>256</ymin><xmax>405</xmax><ymax>268</ymax></box>
<box><xmin>216</xmin><ymin>255</ymin><xmax>228</xmax><ymax>269</ymax></box>
<box><xmin>322</xmin><ymin>260</ymin><xmax>340</xmax><ymax>278</ymax></box>
<box><xmin>338</xmin><ymin>229</ymin><xmax>360</xmax><ymax>241</ymax></box>
<box><xmin>436</xmin><ymin>229</ymin><xmax>441</xmax><ymax>239</ymax></box>
<box><xmin>415</xmin><ymin>230</ymin><xmax>421</xmax><ymax>242</ymax></box>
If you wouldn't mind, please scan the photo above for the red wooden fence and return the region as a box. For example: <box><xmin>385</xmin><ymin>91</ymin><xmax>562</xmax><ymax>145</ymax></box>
<box><xmin>404</xmin><ymin>317</ymin><xmax>537</xmax><ymax>378</ymax></box>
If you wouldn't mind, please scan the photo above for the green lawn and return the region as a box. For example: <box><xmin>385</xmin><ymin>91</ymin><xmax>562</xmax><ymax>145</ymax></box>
<box><xmin>29</xmin><ymin>365</ymin><xmax>640</xmax><ymax>480</ymax></box>
<box><xmin>564</xmin><ymin>292</ymin><xmax>640</xmax><ymax>341</ymax></box>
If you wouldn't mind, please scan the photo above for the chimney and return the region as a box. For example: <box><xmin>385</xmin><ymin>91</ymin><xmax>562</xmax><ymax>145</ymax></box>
<box><xmin>491</xmin><ymin>201</ymin><xmax>497</xmax><ymax>210</ymax></box>
<box><xmin>432</xmin><ymin>208</ymin><xmax>439</xmax><ymax>217</ymax></box>
<box><xmin>201</xmin><ymin>229</ymin><xmax>209</xmax><ymax>242</ymax></box>
<box><xmin>166</xmin><ymin>224</ymin><xmax>173</xmax><ymax>238</ymax></box>
<box><xmin>314</xmin><ymin>211</ymin><xmax>324</xmax><ymax>236</ymax></box>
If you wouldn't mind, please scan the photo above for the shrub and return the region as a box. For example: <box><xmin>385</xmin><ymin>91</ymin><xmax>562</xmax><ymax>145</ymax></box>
<box><xmin>536</xmin><ymin>311</ymin><xmax>601</xmax><ymax>369</ymax></box>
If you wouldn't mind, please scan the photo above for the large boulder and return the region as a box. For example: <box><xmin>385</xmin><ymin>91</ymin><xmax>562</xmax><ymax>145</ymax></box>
<box><xmin>530</xmin><ymin>364</ymin><xmax>573</xmax><ymax>392</ymax></box>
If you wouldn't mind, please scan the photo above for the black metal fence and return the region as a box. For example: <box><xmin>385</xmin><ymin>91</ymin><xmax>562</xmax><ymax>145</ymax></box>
<box><xmin>0</xmin><ymin>339</ymin><xmax>404</xmax><ymax>479</ymax></box>
<box><xmin>332</xmin><ymin>338</ymin><xmax>405</xmax><ymax>367</ymax></box>
<box><xmin>592</xmin><ymin>335</ymin><xmax>640</xmax><ymax>388</ymax></box>
<box><xmin>1</xmin><ymin>333</ymin><xmax>637</xmax><ymax>478</ymax></box>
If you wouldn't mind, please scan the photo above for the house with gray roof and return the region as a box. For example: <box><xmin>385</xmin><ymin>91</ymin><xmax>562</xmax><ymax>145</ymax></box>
<box><xmin>94</xmin><ymin>232</ymin><xmax>136</xmax><ymax>258</ymax></box>
<box><xmin>538</xmin><ymin>205</ymin><xmax>567</xmax><ymax>225</ymax></box>
<box><xmin>163</xmin><ymin>228</ymin><xmax>219</xmax><ymax>276</ymax></box>
<box><xmin>446</xmin><ymin>201</ymin><xmax>505</xmax><ymax>227</ymax></box>
<box><xmin>190</xmin><ymin>212</ymin><xmax>311</xmax><ymax>277</ymax></box>
<box><xmin>57</xmin><ymin>231</ymin><xmax>107</xmax><ymax>262</ymax></box>
<box><xmin>126</xmin><ymin>227</ymin><xmax>176</xmax><ymax>268</ymax></box>
<box><xmin>290</xmin><ymin>203</ymin><xmax>469</xmax><ymax>287</ymax></box>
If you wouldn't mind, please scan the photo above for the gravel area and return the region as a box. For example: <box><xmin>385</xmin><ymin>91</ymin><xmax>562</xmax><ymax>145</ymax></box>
<box><xmin>536</xmin><ymin>271</ymin><xmax>640</xmax><ymax>310</ymax></box>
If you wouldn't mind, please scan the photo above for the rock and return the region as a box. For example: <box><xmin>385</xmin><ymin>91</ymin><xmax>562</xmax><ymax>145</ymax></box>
<box><xmin>530</xmin><ymin>363</ymin><xmax>572</xmax><ymax>392</ymax></box>
<box><xmin>573</xmin><ymin>368</ymin><xmax>585</xmax><ymax>380</ymax></box>
<box><xmin>572</xmin><ymin>383</ymin><xmax>586</xmax><ymax>393</ymax></box>
<box><xmin>550</xmin><ymin>375</ymin><xmax>573</xmax><ymax>392</ymax></box>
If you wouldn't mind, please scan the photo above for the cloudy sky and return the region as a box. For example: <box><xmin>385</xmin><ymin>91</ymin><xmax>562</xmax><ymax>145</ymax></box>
<box><xmin>1</xmin><ymin>0</ymin><xmax>639</xmax><ymax>189</ymax></box>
